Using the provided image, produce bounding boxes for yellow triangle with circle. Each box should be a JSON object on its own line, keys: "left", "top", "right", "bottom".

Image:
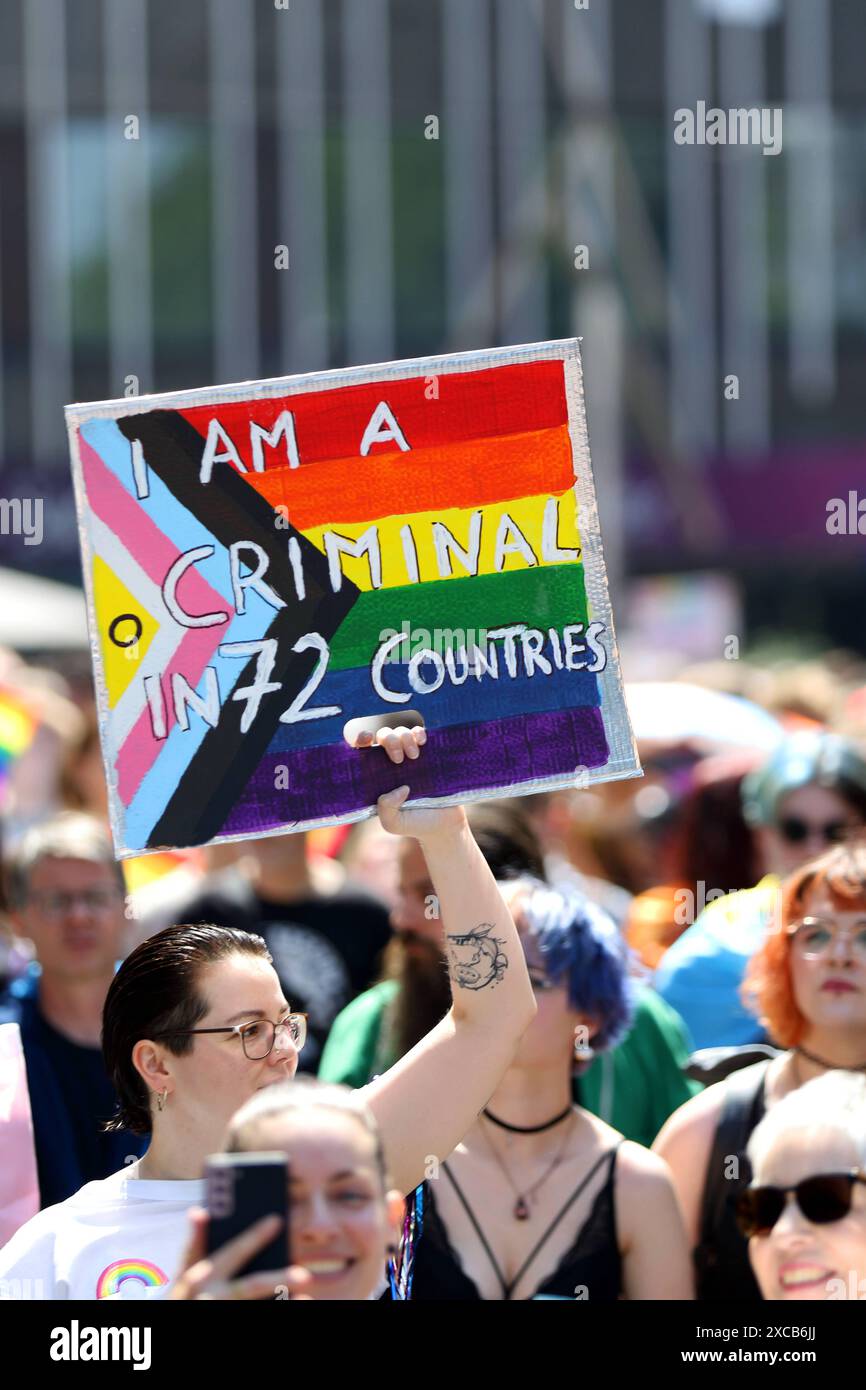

{"left": 92, "top": 555, "right": 157, "bottom": 707}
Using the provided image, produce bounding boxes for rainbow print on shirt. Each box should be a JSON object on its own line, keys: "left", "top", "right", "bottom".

{"left": 96, "top": 1258, "right": 169, "bottom": 1299}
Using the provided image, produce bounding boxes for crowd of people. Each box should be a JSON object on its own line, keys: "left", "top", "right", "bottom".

{"left": 1, "top": 644, "right": 866, "bottom": 1301}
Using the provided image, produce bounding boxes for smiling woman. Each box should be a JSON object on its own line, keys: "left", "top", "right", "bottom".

{"left": 170, "top": 1080, "right": 406, "bottom": 1302}
{"left": 654, "top": 838, "right": 866, "bottom": 1302}
{"left": 741, "top": 1070, "right": 866, "bottom": 1301}
{"left": 0, "top": 724, "right": 536, "bottom": 1300}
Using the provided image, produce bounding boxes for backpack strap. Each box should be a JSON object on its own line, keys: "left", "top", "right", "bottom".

{"left": 697, "top": 1060, "right": 769, "bottom": 1254}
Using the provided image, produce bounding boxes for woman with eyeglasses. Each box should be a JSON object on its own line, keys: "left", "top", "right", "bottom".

{"left": 655, "top": 730, "right": 866, "bottom": 1053}
{"left": 401, "top": 881, "right": 692, "bottom": 1301}
{"left": 0, "top": 727, "right": 536, "bottom": 1299}
{"left": 737, "top": 1070, "right": 866, "bottom": 1301}
{"left": 654, "top": 838, "right": 866, "bottom": 1300}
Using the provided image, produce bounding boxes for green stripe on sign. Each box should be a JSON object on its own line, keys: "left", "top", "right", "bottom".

{"left": 328, "top": 564, "right": 589, "bottom": 672}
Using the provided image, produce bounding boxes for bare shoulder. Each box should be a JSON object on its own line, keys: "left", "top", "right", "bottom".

{"left": 653, "top": 1079, "right": 727, "bottom": 1163}
{"left": 574, "top": 1106, "right": 624, "bottom": 1149}
{"left": 613, "top": 1140, "right": 695, "bottom": 1286}
{"left": 575, "top": 1112, "right": 678, "bottom": 1191}
{"left": 615, "top": 1138, "right": 680, "bottom": 1189}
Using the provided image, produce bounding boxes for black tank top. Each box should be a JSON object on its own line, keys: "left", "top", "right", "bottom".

{"left": 408, "top": 1142, "right": 623, "bottom": 1301}
{"left": 694, "top": 1060, "right": 769, "bottom": 1301}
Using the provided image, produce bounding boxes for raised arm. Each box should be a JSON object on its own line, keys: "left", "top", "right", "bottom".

{"left": 357, "top": 753, "right": 536, "bottom": 1195}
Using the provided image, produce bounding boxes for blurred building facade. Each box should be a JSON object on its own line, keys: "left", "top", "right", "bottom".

{"left": 0, "top": 0, "right": 864, "bottom": 649}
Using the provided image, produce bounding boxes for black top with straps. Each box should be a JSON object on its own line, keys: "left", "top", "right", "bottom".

{"left": 694, "top": 1060, "right": 769, "bottom": 1301}
{"left": 406, "top": 1142, "right": 623, "bottom": 1301}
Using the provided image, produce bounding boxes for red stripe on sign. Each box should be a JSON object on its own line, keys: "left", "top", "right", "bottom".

{"left": 176, "top": 358, "right": 567, "bottom": 472}
{"left": 241, "top": 425, "right": 576, "bottom": 531}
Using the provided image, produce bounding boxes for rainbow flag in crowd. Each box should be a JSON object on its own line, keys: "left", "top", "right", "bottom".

{"left": 0, "top": 689, "right": 39, "bottom": 804}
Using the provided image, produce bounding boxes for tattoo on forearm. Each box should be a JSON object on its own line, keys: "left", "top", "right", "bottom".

{"left": 445, "top": 923, "right": 508, "bottom": 990}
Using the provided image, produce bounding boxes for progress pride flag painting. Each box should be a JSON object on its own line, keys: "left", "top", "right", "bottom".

{"left": 66, "top": 340, "right": 639, "bottom": 856}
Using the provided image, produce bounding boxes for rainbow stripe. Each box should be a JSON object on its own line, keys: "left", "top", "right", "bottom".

{"left": 204, "top": 357, "right": 608, "bottom": 839}
{"left": 96, "top": 1258, "right": 169, "bottom": 1299}
{"left": 122, "top": 848, "right": 203, "bottom": 896}
{"left": 69, "top": 341, "right": 638, "bottom": 854}
{"left": 0, "top": 689, "right": 39, "bottom": 801}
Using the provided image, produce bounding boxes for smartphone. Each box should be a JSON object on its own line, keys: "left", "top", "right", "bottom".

{"left": 205, "top": 1151, "right": 290, "bottom": 1278}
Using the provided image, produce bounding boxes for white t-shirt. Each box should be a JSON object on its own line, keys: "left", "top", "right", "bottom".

{"left": 0, "top": 1163, "right": 200, "bottom": 1300}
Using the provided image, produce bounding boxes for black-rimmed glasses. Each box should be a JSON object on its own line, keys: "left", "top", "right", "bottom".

{"left": 153, "top": 1013, "right": 307, "bottom": 1060}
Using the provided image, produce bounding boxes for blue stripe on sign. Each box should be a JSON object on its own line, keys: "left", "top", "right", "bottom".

{"left": 258, "top": 656, "right": 601, "bottom": 754}
{"left": 80, "top": 416, "right": 235, "bottom": 605}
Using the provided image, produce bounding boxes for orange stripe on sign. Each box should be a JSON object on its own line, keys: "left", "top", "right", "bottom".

{"left": 177, "top": 357, "right": 568, "bottom": 469}
{"left": 238, "top": 425, "right": 576, "bottom": 531}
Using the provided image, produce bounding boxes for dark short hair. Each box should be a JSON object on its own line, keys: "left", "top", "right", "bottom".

{"left": 467, "top": 799, "right": 547, "bottom": 881}
{"left": 102, "top": 922, "right": 271, "bottom": 1135}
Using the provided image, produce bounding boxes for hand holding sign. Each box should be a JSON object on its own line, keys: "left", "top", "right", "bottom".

{"left": 345, "top": 720, "right": 466, "bottom": 839}
{"left": 343, "top": 711, "right": 426, "bottom": 761}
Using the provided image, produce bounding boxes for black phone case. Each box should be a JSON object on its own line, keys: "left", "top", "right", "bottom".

{"left": 205, "top": 1155, "right": 289, "bottom": 1279}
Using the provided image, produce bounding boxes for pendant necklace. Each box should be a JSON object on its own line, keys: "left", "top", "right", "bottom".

{"left": 480, "top": 1110, "right": 575, "bottom": 1221}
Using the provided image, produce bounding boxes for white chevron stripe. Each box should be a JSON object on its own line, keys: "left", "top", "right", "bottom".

{"left": 88, "top": 511, "right": 186, "bottom": 748}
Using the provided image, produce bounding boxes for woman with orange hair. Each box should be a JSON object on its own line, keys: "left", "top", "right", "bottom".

{"left": 653, "top": 839, "right": 866, "bottom": 1300}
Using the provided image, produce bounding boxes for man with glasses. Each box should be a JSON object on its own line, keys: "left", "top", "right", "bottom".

{"left": 0, "top": 814, "right": 145, "bottom": 1209}
{"left": 655, "top": 730, "right": 866, "bottom": 1051}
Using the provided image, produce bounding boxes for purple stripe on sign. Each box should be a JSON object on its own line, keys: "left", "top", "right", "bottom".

{"left": 219, "top": 706, "right": 609, "bottom": 838}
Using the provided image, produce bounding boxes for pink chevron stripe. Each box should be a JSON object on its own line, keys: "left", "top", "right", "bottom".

{"left": 115, "top": 629, "right": 225, "bottom": 804}
{"left": 80, "top": 438, "right": 229, "bottom": 614}
{"left": 80, "top": 437, "right": 231, "bottom": 803}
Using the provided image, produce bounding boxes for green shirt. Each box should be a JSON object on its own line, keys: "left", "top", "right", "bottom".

{"left": 318, "top": 980, "right": 701, "bottom": 1148}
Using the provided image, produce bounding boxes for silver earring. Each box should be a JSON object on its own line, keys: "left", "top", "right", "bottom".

{"left": 574, "top": 1037, "right": 594, "bottom": 1061}
{"left": 156, "top": 1088, "right": 167, "bottom": 1113}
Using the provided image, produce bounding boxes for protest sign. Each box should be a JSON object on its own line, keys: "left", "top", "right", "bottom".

{"left": 66, "top": 339, "right": 639, "bottom": 856}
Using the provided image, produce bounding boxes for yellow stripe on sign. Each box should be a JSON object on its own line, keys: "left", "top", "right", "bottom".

{"left": 299, "top": 490, "right": 581, "bottom": 592}
{"left": 92, "top": 556, "right": 158, "bottom": 707}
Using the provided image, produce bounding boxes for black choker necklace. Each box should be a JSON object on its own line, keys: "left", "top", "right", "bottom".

{"left": 795, "top": 1045, "right": 866, "bottom": 1073}
{"left": 483, "top": 1105, "right": 573, "bottom": 1134}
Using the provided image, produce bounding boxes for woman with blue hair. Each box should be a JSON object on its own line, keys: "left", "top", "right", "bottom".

{"left": 407, "top": 879, "right": 693, "bottom": 1300}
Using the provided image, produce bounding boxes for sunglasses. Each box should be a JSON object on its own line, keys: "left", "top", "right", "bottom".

{"left": 736, "top": 1170, "right": 866, "bottom": 1238}
{"left": 776, "top": 817, "right": 851, "bottom": 846}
